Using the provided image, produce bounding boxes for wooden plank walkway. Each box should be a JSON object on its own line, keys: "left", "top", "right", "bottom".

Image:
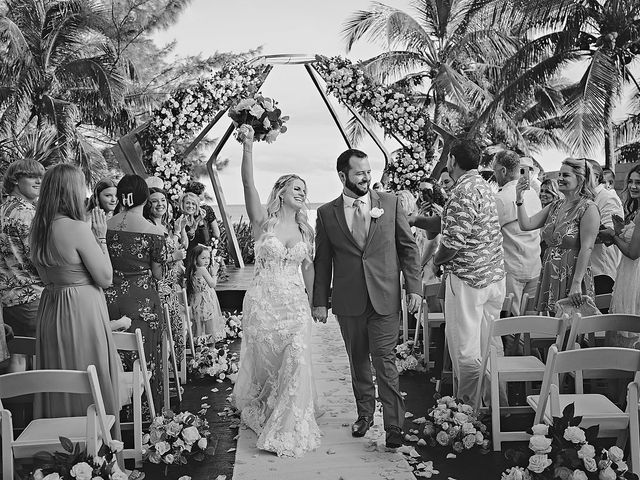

{"left": 232, "top": 316, "right": 414, "bottom": 480}
{"left": 216, "top": 265, "right": 255, "bottom": 292}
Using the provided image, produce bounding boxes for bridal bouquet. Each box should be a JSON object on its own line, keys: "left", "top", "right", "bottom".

{"left": 228, "top": 94, "right": 289, "bottom": 143}
{"left": 500, "top": 403, "right": 638, "bottom": 480}
{"left": 30, "top": 437, "right": 142, "bottom": 480}
{"left": 395, "top": 339, "right": 421, "bottom": 373}
{"left": 423, "top": 395, "right": 490, "bottom": 454}
{"left": 142, "top": 410, "right": 211, "bottom": 471}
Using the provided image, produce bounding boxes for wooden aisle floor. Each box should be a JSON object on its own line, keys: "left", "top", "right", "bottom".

{"left": 232, "top": 315, "right": 414, "bottom": 480}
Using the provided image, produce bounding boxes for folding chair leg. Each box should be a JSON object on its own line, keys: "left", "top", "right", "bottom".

{"left": 133, "top": 368, "right": 143, "bottom": 467}
{"left": 2, "top": 410, "right": 15, "bottom": 480}
{"left": 162, "top": 332, "right": 170, "bottom": 411}
{"left": 491, "top": 372, "right": 502, "bottom": 451}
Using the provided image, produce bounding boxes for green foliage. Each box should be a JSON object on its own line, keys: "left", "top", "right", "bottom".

{"left": 218, "top": 217, "right": 255, "bottom": 265}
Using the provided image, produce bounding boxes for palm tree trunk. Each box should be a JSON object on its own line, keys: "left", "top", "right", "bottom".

{"left": 604, "top": 116, "right": 615, "bottom": 170}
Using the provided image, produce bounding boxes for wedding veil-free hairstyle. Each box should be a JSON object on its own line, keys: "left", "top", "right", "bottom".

{"left": 185, "top": 243, "right": 210, "bottom": 298}
{"left": 561, "top": 158, "right": 596, "bottom": 200}
{"left": 449, "top": 139, "right": 481, "bottom": 171}
{"left": 263, "top": 174, "right": 314, "bottom": 250}
{"left": 30, "top": 164, "right": 86, "bottom": 266}
{"left": 117, "top": 174, "right": 149, "bottom": 209}
{"left": 622, "top": 163, "right": 640, "bottom": 220}
{"left": 87, "top": 177, "right": 118, "bottom": 212}
{"left": 2, "top": 158, "right": 45, "bottom": 196}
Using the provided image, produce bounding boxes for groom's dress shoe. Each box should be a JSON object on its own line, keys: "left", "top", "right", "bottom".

{"left": 385, "top": 426, "right": 403, "bottom": 449}
{"left": 351, "top": 416, "right": 373, "bottom": 437}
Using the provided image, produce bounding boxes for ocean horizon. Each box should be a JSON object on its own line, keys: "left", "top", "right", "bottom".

{"left": 212, "top": 203, "right": 322, "bottom": 226}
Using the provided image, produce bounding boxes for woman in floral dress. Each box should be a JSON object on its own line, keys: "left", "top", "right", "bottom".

{"left": 516, "top": 158, "right": 599, "bottom": 315}
{"left": 105, "top": 175, "right": 166, "bottom": 409}
{"left": 144, "top": 187, "right": 186, "bottom": 360}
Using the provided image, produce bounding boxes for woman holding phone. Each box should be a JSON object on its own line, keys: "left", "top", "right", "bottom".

{"left": 516, "top": 158, "right": 599, "bottom": 314}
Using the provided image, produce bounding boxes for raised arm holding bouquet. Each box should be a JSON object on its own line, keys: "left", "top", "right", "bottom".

{"left": 228, "top": 95, "right": 288, "bottom": 143}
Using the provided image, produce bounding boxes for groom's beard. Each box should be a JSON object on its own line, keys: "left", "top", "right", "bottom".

{"left": 344, "top": 176, "right": 370, "bottom": 197}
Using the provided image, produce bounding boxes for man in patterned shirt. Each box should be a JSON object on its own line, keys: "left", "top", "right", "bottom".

{"left": 433, "top": 139, "right": 506, "bottom": 407}
{"left": 0, "top": 158, "right": 45, "bottom": 372}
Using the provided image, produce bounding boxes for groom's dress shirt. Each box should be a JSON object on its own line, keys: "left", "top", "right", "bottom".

{"left": 343, "top": 193, "right": 371, "bottom": 233}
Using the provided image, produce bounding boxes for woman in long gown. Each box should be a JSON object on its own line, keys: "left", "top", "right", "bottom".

{"left": 600, "top": 164, "right": 640, "bottom": 347}
{"left": 232, "top": 124, "right": 322, "bottom": 457}
{"left": 31, "top": 164, "right": 122, "bottom": 438}
{"left": 104, "top": 175, "right": 166, "bottom": 410}
{"left": 516, "top": 158, "right": 599, "bottom": 315}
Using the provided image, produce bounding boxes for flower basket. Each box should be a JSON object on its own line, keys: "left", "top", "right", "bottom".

{"left": 422, "top": 395, "right": 490, "bottom": 454}
{"left": 228, "top": 94, "right": 288, "bottom": 143}
{"left": 500, "top": 403, "right": 639, "bottom": 480}
{"left": 187, "top": 339, "right": 238, "bottom": 382}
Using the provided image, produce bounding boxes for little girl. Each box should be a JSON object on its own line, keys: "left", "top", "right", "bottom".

{"left": 186, "top": 244, "right": 225, "bottom": 342}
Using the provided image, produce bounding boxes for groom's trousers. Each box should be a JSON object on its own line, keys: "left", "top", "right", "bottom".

{"left": 336, "top": 298, "right": 404, "bottom": 429}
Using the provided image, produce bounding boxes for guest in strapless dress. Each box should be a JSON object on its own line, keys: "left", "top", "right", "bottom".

{"left": 30, "top": 164, "right": 122, "bottom": 438}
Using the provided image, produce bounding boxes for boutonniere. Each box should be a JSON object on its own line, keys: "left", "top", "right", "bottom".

{"left": 370, "top": 207, "right": 384, "bottom": 219}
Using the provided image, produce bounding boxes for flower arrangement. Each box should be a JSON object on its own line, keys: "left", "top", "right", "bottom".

{"left": 142, "top": 409, "right": 211, "bottom": 473}
{"left": 422, "top": 395, "right": 490, "bottom": 454}
{"left": 395, "top": 339, "right": 421, "bottom": 374}
{"left": 29, "top": 437, "right": 141, "bottom": 480}
{"left": 224, "top": 311, "right": 243, "bottom": 340}
{"left": 228, "top": 95, "right": 288, "bottom": 143}
{"left": 313, "top": 55, "right": 437, "bottom": 195}
{"left": 501, "top": 403, "right": 639, "bottom": 480}
{"left": 188, "top": 341, "right": 238, "bottom": 381}
{"left": 138, "top": 62, "right": 269, "bottom": 200}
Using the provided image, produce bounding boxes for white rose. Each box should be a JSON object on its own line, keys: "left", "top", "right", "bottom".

{"left": 577, "top": 443, "right": 595, "bottom": 459}
{"left": 528, "top": 435, "right": 552, "bottom": 454}
{"left": 527, "top": 454, "right": 552, "bottom": 474}
{"left": 608, "top": 446, "right": 624, "bottom": 463}
{"left": 111, "top": 472, "right": 128, "bottom": 480}
{"left": 70, "top": 462, "right": 93, "bottom": 480}
{"left": 599, "top": 467, "right": 616, "bottom": 480}
{"left": 197, "top": 437, "right": 208, "bottom": 450}
{"left": 43, "top": 474, "right": 61, "bottom": 480}
{"left": 583, "top": 457, "right": 597, "bottom": 472}
{"left": 33, "top": 469, "right": 45, "bottom": 480}
{"left": 531, "top": 424, "right": 549, "bottom": 436}
{"left": 164, "top": 453, "right": 175, "bottom": 464}
{"left": 571, "top": 470, "right": 588, "bottom": 480}
{"left": 155, "top": 441, "right": 171, "bottom": 455}
{"left": 108, "top": 439, "right": 124, "bottom": 453}
{"left": 563, "top": 426, "right": 586, "bottom": 444}
{"left": 370, "top": 208, "right": 384, "bottom": 219}
{"left": 182, "top": 426, "right": 201, "bottom": 444}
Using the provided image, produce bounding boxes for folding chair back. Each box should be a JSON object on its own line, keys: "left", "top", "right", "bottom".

{"left": 0, "top": 366, "right": 114, "bottom": 480}
{"left": 566, "top": 313, "right": 640, "bottom": 350}
{"left": 520, "top": 293, "right": 539, "bottom": 316}
{"left": 594, "top": 293, "right": 612, "bottom": 312}
{"left": 180, "top": 288, "right": 196, "bottom": 383}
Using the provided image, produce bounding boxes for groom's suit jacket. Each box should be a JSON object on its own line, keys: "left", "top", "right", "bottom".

{"left": 313, "top": 189, "right": 422, "bottom": 316}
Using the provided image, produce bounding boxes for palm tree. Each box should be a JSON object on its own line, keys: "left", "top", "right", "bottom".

{"left": 341, "top": 0, "right": 519, "bottom": 168}
{"left": 472, "top": 0, "right": 640, "bottom": 167}
{"left": 0, "top": 0, "right": 126, "bottom": 179}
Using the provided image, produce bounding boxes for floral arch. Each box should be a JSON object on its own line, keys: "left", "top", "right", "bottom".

{"left": 135, "top": 54, "right": 437, "bottom": 200}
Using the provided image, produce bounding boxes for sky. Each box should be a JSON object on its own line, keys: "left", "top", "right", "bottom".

{"left": 153, "top": 0, "right": 570, "bottom": 205}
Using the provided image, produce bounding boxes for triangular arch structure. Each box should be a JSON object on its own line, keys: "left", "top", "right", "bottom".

{"left": 112, "top": 54, "right": 392, "bottom": 268}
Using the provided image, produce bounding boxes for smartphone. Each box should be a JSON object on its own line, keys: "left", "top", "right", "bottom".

{"left": 520, "top": 167, "right": 526, "bottom": 176}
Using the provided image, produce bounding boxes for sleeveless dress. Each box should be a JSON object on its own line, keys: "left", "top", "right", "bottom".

{"left": 190, "top": 272, "right": 225, "bottom": 342}
{"left": 233, "top": 236, "right": 322, "bottom": 457}
{"left": 104, "top": 230, "right": 166, "bottom": 409}
{"left": 35, "top": 263, "right": 122, "bottom": 439}
{"left": 536, "top": 198, "right": 596, "bottom": 314}
{"left": 157, "top": 233, "right": 185, "bottom": 359}
{"left": 607, "top": 220, "right": 640, "bottom": 348}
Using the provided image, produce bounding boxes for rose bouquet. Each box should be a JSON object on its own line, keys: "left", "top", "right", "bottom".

{"left": 395, "top": 339, "right": 421, "bottom": 374}
{"left": 188, "top": 341, "right": 238, "bottom": 381}
{"left": 29, "top": 437, "right": 141, "bottom": 480}
{"left": 228, "top": 94, "right": 289, "bottom": 143}
{"left": 142, "top": 410, "right": 211, "bottom": 473}
{"left": 224, "top": 311, "right": 243, "bottom": 340}
{"left": 500, "top": 403, "right": 639, "bottom": 480}
{"left": 422, "top": 395, "right": 490, "bottom": 454}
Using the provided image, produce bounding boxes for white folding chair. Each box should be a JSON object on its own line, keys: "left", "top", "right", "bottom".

{"left": 7, "top": 336, "right": 36, "bottom": 366}
{"left": 162, "top": 303, "right": 182, "bottom": 410}
{"left": 527, "top": 346, "right": 640, "bottom": 453}
{"left": 179, "top": 288, "right": 196, "bottom": 385}
{"left": 112, "top": 329, "right": 156, "bottom": 467}
{"left": 0, "top": 365, "right": 114, "bottom": 480}
{"left": 421, "top": 283, "right": 444, "bottom": 370}
{"left": 475, "top": 315, "right": 568, "bottom": 451}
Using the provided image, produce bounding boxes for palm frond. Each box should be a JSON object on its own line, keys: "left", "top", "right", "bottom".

{"left": 346, "top": 114, "right": 368, "bottom": 147}
{"left": 614, "top": 113, "right": 640, "bottom": 147}
{"left": 384, "top": 10, "right": 438, "bottom": 60}
{"left": 359, "top": 51, "right": 433, "bottom": 85}
{"left": 342, "top": 3, "right": 404, "bottom": 52}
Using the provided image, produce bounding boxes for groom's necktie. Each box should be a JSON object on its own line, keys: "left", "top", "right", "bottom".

{"left": 351, "top": 199, "right": 367, "bottom": 250}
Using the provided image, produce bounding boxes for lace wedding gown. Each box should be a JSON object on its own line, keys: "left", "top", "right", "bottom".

{"left": 233, "top": 235, "right": 322, "bottom": 457}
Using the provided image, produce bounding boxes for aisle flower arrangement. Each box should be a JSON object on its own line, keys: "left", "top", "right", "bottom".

{"left": 188, "top": 340, "right": 238, "bottom": 381}
{"left": 500, "top": 403, "right": 638, "bottom": 480}
{"left": 395, "top": 339, "right": 422, "bottom": 374}
{"left": 29, "top": 437, "right": 141, "bottom": 480}
{"left": 138, "top": 62, "right": 269, "bottom": 199}
{"left": 224, "top": 311, "right": 243, "bottom": 340}
{"left": 228, "top": 95, "right": 288, "bottom": 143}
{"left": 422, "top": 395, "right": 490, "bottom": 454}
{"left": 313, "top": 55, "right": 437, "bottom": 195}
{"left": 142, "top": 409, "right": 211, "bottom": 472}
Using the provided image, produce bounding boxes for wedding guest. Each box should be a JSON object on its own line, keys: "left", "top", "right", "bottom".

{"left": 493, "top": 150, "right": 542, "bottom": 317}
{"left": 438, "top": 168, "right": 454, "bottom": 192}
{"left": 184, "top": 180, "right": 220, "bottom": 241}
{"left": 586, "top": 159, "right": 623, "bottom": 305}
{"left": 539, "top": 178, "right": 563, "bottom": 208}
{"left": 517, "top": 158, "right": 599, "bottom": 314}
{"left": 600, "top": 165, "right": 640, "bottom": 341}
{"left": 30, "top": 164, "right": 121, "bottom": 438}
{"left": 176, "top": 192, "right": 218, "bottom": 255}
{"left": 144, "top": 187, "right": 186, "bottom": 360}
{"left": 433, "top": 139, "right": 506, "bottom": 407}
{"left": 104, "top": 174, "right": 166, "bottom": 409}
{"left": 87, "top": 177, "right": 118, "bottom": 217}
{"left": 603, "top": 168, "right": 616, "bottom": 190}
{"left": 0, "top": 158, "right": 45, "bottom": 372}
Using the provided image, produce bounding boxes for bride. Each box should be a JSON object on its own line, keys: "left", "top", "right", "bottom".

{"left": 232, "top": 124, "right": 322, "bottom": 457}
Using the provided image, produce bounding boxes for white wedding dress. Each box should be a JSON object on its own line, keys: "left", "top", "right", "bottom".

{"left": 233, "top": 235, "right": 322, "bottom": 457}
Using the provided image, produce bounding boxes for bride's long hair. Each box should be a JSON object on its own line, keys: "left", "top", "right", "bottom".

{"left": 261, "top": 174, "right": 314, "bottom": 251}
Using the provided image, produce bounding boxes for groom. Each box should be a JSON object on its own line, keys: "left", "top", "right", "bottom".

{"left": 312, "top": 148, "right": 422, "bottom": 448}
